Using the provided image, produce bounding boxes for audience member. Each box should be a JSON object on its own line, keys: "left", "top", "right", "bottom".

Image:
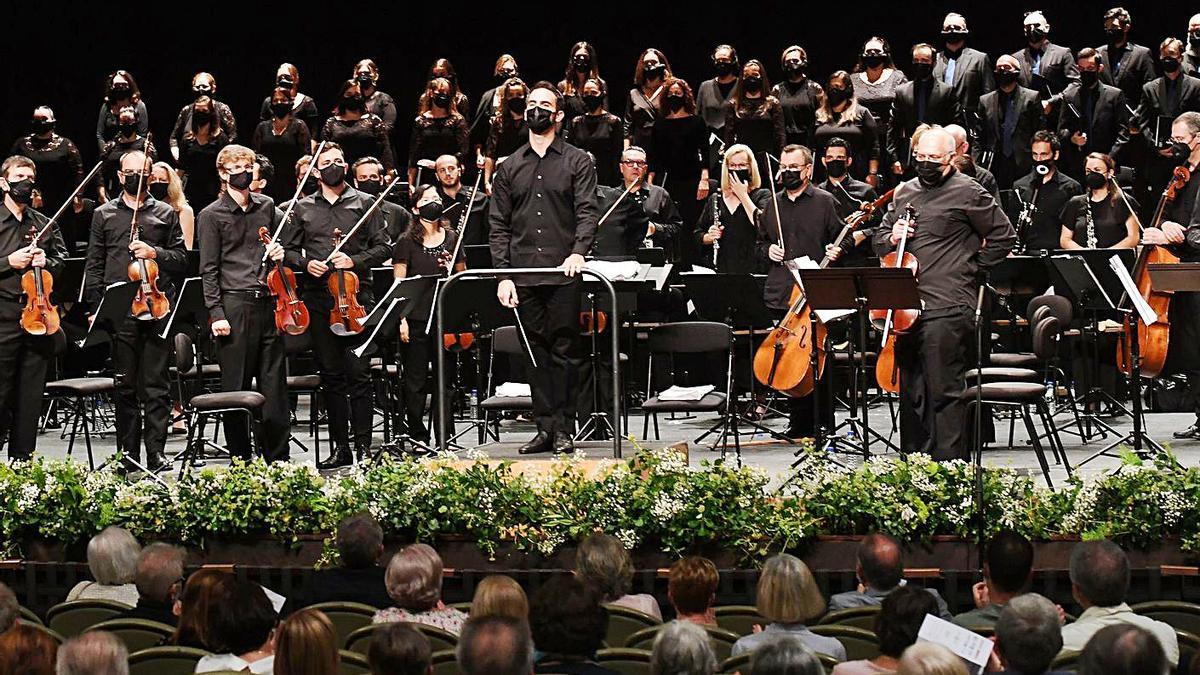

{"left": 749, "top": 635, "right": 824, "bottom": 675}
{"left": 367, "top": 622, "right": 432, "bottom": 675}
{"left": 56, "top": 631, "right": 129, "bottom": 675}
{"left": 0, "top": 623, "right": 57, "bottom": 675}
{"left": 668, "top": 556, "right": 719, "bottom": 626}
{"left": 828, "top": 534, "right": 952, "bottom": 619}
{"left": 953, "top": 531, "right": 1033, "bottom": 629}
{"left": 0, "top": 582, "right": 19, "bottom": 634}
{"left": 194, "top": 577, "right": 278, "bottom": 674}
{"left": 272, "top": 607, "right": 338, "bottom": 675}
{"left": 374, "top": 543, "right": 467, "bottom": 635}
{"left": 171, "top": 569, "right": 231, "bottom": 649}
{"left": 120, "top": 543, "right": 185, "bottom": 626}
{"left": 575, "top": 533, "right": 662, "bottom": 620}
{"left": 1078, "top": 624, "right": 1168, "bottom": 675}
{"left": 284, "top": 513, "right": 391, "bottom": 614}
{"left": 64, "top": 526, "right": 141, "bottom": 605}
{"left": 731, "top": 554, "right": 846, "bottom": 660}
{"left": 530, "top": 574, "right": 617, "bottom": 674}
{"left": 470, "top": 575, "right": 529, "bottom": 620}
{"left": 833, "top": 585, "right": 939, "bottom": 674}
{"left": 651, "top": 620, "right": 717, "bottom": 675}
{"left": 895, "top": 643, "right": 967, "bottom": 675}
{"left": 1060, "top": 540, "right": 1178, "bottom": 665}
{"left": 992, "top": 594, "right": 1065, "bottom": 675}
{"left": 458, "top": 616, "right": 536, "bottom": 675}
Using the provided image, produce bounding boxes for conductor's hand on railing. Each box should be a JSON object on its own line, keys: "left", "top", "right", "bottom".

{"left": 497, "top": 279, "right": 519, "bottom": 308}
{"left": 560, "top": 253, "right": 585, "bottom": 277}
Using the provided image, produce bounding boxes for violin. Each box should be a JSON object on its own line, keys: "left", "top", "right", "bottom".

{"left": 257, "top": 226, "right": 309, "bottom": 335}
{"left": 327, "top": 228, "right": 367, "bottom": 336}
{"left": 1116, "top": 165, "right": 1187, "bottom": 378}
{"left": 19, "top": 225, "right": 59, "bottom": 336}
{"left": 127, "top": 160, "right": 170, "bottom": 320}
{"left": 871, "top": 204, "right": 920, "bottom": 393}
{"left": 433, "top": 248, "right": 475, "bottom": 350}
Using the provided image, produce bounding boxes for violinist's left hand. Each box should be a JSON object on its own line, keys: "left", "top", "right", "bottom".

{"left": 30, "top": 249, "right": 46, "bottom": 268}
{"left": 129, "top": 240, "right": 156, "bottom": 259}
{"left": 824, "top": 244, "right": 842, "bottom": 261}
{"left": 329, "top": 251, "right": 354, "bottom": 269}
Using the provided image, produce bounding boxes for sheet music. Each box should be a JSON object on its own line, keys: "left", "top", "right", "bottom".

{"left": 352, "top": 298, "right": 405, "bottom": 359}
{"left": 159, "top": 277, "right": 201, "bottom": 339}
{"left": 917, "top": 615, "right": 993, "bottom": 675}
{"left": 1110, "top": 255, "right": 1157, "bottom": 325}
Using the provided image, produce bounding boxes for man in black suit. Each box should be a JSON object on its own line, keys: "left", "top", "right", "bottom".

{"left": 976, "top": 55, "right": 1046, "bottom": 190}
{"left": 889, "top": 43, "right": 961, "bottom": 177}
{"left": 1128, "top": 39, "right": 1200, "bottom": 205}
{"left": 934, "top": 13, "right": 994, "bottom": 116}
{"left": 1097, "top": 7, "right": 1156, "bottom": 108}
{"left": 1056, "top": 48, "right": 1131, "bottom": 180}
{"left": 282, "top": 513, "right": 392, "bottom": 614}
{"left": 1012, "top": 10, "right": 1079, "bottom": 116}
{"left": 1185, "top": 14, "right": 1200, "bottom": 77}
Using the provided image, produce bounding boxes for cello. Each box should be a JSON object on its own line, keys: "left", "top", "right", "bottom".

{"left": 127, "top": 153, "right": 170, "bottom": 321}
{"left": 1115, "top": 165, "right": 1188, "bottom": 378}
{"left": 872, "top": 204, "right": 921, "bottom": 394}
{"left": 257, "top": 226, "right": 309, "bottom": 335}
{"left": 20, "top": 225, "right": 59, "bottom": 336}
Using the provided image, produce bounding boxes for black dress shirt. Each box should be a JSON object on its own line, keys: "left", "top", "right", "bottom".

{"left": 820, "top": 177, "right": 880, "bottom": 266}
{"left": 0, "top": 204, "right": 66, "bottom": 301}
{"left": 281, "top": 186, "right": 391, "bottom": 297}
{"left": 592, "top": 185, "right": 649, "bottom": 257}
{"left": 84, "top": 195, "right": 186, "bottom": 309}
{"left": 197, "top": 191, "right": 282, "bottom": 321}
{"left": 99, "top": 137, "right": 156, "bottom": 198}
{"left": 488, "top": 136, "right": 600, "bottom": 285}
{"left": 437, "top": 184, "right": 489, "bottom": 246}
{"left": 754, "top": 184, "right": 845, "bottom": 310}
{"left": 873, "top": 171, "right": 1015, "bottom": 311}
{"left": 1010, "top": 168, "right": 1084, "bottom": 250}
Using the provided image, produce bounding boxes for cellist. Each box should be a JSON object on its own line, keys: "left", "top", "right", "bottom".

{"left": 755, "top": 144, "right": 847, "bottom": 439}
{"left": 197, "top": 144, "right": 290, "bottom": 462}
{"left": 871, "top": 128, "right": 1015, "bottom": 460}
{"left": 1142, "top": 112, "right": 1200, "bottom": 440}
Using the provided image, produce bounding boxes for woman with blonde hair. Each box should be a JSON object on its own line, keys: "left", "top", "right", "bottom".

{"left": 149, "top": 161, "right": 194, "bottom": 248}
{"left": 470, "top": 575, "right": 529, "bottom": 620}
{"left": 575, "top": 533, "right": 662, "bottom": 620}
{"left": 273, "top": 608, "right": 339, "bottom": 675}
{"left": 693, "top": 142, "right": 769, "bottom": 272}
{"left": 731, "top": 554, "right": 846, "bottom": 660}
{"left": 896, "top": 643, "right": 968, "bottom": 675}
{"left": 64, "top": 526, "right": 141, "bottom": 605}
{"left": 374, "top": 543, "right": 467, "bottom": 634}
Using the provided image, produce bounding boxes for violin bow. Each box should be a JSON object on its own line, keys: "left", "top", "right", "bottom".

{"left": 322, "top": 175, "right": 402, "bottom": 263}
{"left": 129, "top": 137, "right": 153, "bottom": 243}
{"left": 26, "top": 159, "right": 105, "bottom": 248}
{"left": 596, "top": 177, "right": 641, "bottom": 228}
{"left": 261, "top": 140, "right": 327, "bottom": 261}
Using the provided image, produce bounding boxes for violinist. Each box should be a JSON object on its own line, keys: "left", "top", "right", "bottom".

{"left": 871, "top": 128, "right": 1015, "bottom": 460}
{"left": 197, "top": 144, "right": 290, "bottom": 462}
{"left": 281, "top": 143, "right": 390, "bottom": 468}
{"left": 818, "top": 137, "right": 880, "bottom": 266}
{"left": 352, "top": 156, "right": 409, "bottom": 243}
{"left": 392, "top": 184, "right": 465, "bottom": 445}
{"left": 84, "top": 150, "right": 186, "bottom": 472}
{"left": 0, "top": 156, "right": 66, "bottom": 461}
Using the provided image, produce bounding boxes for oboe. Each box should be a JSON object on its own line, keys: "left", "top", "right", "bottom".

{"left": 1085, "top": 198, "right": 1098, "bottom": 249}
{"left": 711, "top": 192, "right": 722, "bottom": 266}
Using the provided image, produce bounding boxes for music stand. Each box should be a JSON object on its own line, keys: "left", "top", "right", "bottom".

{"left": 464, "top": 245, "right": 493, "bottom": 270}
{"left": 53, "top": 258, "right": 86, "bottom": 306}
{"left": 436, "top": 276, "right": 509, "bottom": 447}
{"left": 158, "top": 278, "right": 206, "bottom": 340}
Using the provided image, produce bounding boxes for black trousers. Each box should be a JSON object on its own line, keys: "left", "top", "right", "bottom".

{"left": 1166, "top": 292, "right": 1200, "bottom": 421}
{"left": 399, "top": 331, "right": 439, "bottom": 443}
{"left": 895, "top": 308, "right": 973, "bottom": 460}
{"left": 113, "top": 318, "right": 172, "bottom": 461}
{"left": 304, "top": 292, "right": 374, "bottom": 450}
{"left": 216, "top": 294, "right": 290, "bottom": 461}
{"left": 0, "top": 302, "right": 55, "bottom": 459}
{"left": 517, "top": 280, "right": 581, "bottom": 435}
{"left": 991, "top": 153, "right": 1019, "bottom": 192}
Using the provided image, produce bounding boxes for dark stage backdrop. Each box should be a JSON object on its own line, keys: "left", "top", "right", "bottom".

{"left": 0, "top": 1, "right": 1183, "bottom": 175}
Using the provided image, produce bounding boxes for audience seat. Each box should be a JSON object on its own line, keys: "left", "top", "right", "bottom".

{"left": 1178, "top": 630, "right": 1200, "bottom": 671}
{"left": 45, "top": 599, "right": 131, "bottom": 637}
{"left": 26, "top": 622, "right": 64, "bottom": 645}
{"left": 1050, "top": 650, "right": 1080, "bottom": 672}
{"left": 338, "top": 649, "right": 370, "bottom": 675}
{"left": 602, "top": 603, "right": 662, "bottom": 648}
{"left": 1131, "top": 601, "right": 1200, "bottom": 636}
{"left": 431, "top": 649, "right": 458, "bottom": 675}
{"left": 19, "top": 606, "right": 43, "bottom": 624}
{"left": 126, "top": 646, "right": 211, "bottom": 675}
{"left": 86, "top": 618, "right": 174, "bottom": 652}
{"left": 307, "top": 601, "right": 378, "bottom": 646}
{"left": 345, "top": 622, "right": 458, "bottom": 655}
{"left": 625, "top": 623, "right": 740, "bottom": 662}
{"left": 714, "top": 605, "right": 767, "bottom": 636}
{"left": 719, "top": 652, "right": 751, "bottom": 674}
{"left": 816, "top": 605, "right": 882, "bottom": 630}
{"left": 595, "top": 647, "right": 653, "bottom": 675}
{"left": 809, "top": 624, "right": 881, "bottom": 661}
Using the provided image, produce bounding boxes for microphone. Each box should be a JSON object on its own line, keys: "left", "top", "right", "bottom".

{"left": 1035, "top": 163, "right": 1050, "bottom": 176}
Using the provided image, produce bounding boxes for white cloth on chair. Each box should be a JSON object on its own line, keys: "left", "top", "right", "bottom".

{"left": 657, "top": 384, "right": 716, "bottom": 401}
{"left": 494, "top": 382, "right": 532, "bottom": 398}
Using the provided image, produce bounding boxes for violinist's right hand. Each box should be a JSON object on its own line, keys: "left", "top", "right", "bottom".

{"left": 768, "top": 243, "right": 785, "bottom": 262}
{"left": 497, "top": 279, "right": 519, "bottom": 308}
{"left": 889, "top": 220, "right": 915, "bottom": 246}
{"left": 703, "top": 225, "right": 723, "bottom": 245}
{"left": 7, "top": 248, "right": 34, "bottom": 269}
{"left": 266, "top": 242, "right": 284, "bottom": 262}
{"left": 211, "top": 319, "right": 231, "bottom": 337}
{"left": 306, "top": 259, "right": 329, "bottom": 277}
{"left": 399, "top": 317, "right": 410, "bottom": 343}
{"left": 1161, "top": 221, "right": 1187, "bottom": 244}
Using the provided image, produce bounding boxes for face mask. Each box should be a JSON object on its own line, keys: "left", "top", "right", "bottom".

{"left": 1191, "top": 33, "right": 1200, "bottom": 50}
{"left": 573, "top": 56, "right": 592, "bottom": 71}
{"left": 302, "top": 175, "right": 319, "bottom": 195}
{"left": 118, "top": 122, "right": 137, "bottom": 136}
{"left": 6, "top": 179, "right": 35, "bottom": 205}
{"left": 827, "top": 88, "right": 851, "bottom": 105}
{"left": 343, "top": 95, "right": 365, "bottom": 111}
{"left": 1105, "top": 28, "right": 1124, "bottom": 42}
{"left": 193, "top": 85, "right": 212, "bottom": 95}
{"left": 942, "top": 30, "right": 967, "bottom": 42}
{"left": 271, "top": 102, "right": 292, "bottom": 118}
{"left": 277, "top": 76, "right": 295, "bottom": 89}
{"left": 148, "top": 182, "right": 169, "bottom": 201}
{"left": 432, "top": 93, "right": 451, "bottom": 108}
{"left": 356, "top": 178, "right": 382, "bottom": 196}
{"left": 525, "top": 106, "right": 555, "bottom": 133}
{"left": 1080, "top": 71, "right": 1100, "bottom": 87}
{"left": 783, "top": 61, "right": 806, "bottom": 76}
{"left": 319, "top": 163, "right": 346, "bottom": 187}
{"left": 582, "top": 94, "right": 604, "bottom": 111}
{"left": 111, "top": 84, "right": 131, "bottom": 98}
{"left": 862, "top": 55, "right": 886, "bottom": 69}
{"left": 644, "top": 63, "right": 666, "bottom": 78}
{"left": 915, "top": 160, "right": 947, "bottom": 187}
{"left": 1084, "top": 171, "right": 1109, "bottom": 190}
{"left": 995, "top": 70, "right": 1020, "bottom": 87}
{"left": 825, "top": 159, "right": 848, "bottom": 178}
{"left": 227, "top": 170, "right": 253, "bottom": 191}
{"left": 497, "top": 69, "right": 517, "bottom": 82}
{"left": 913, "top": 63, "right": 933, "bottom": 80}
{"left": 730, "top": 168, "right": 751, "bottom": 183}
{"left": 357, "top": 74, "right": 374, "bottom": 88}
{"left": 742, "top": 76, "right": 763, "bottom": 93}
{"left": 1163, "top": 58, "right": 1181, "bottom": 74}
{"left": 1171, "top": 141, "right": 1193, "bottom": 163}
{"left": 193, "top": 109, "right": 213, "bottom": 125}
{"left": 508, "top": 96, "right": 527, "bottom": 114}
{"left": 418, "top": 201, "right": 444, "bottom": 222}
{"left": 781, "top": 169, "right": 805, "bottom": 189}
{"left": 1026, "top": 27, "right": 1047, "bottom": 44}
{"left": 1033, "top": 159, "right": 1054, "bottom": 175}
{"left": 714, "top": 61, "right": 736, "bottom": 77}
{"left": 32, "top": 119, "right": 54, "bottom": 134}
{"left": 122, "top": 173, "right": 144, "bottom": 196}
{"left": 665, "top": 95, "right": 686, "bottom": 112}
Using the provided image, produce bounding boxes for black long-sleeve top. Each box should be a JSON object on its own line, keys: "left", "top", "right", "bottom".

{"left": 754, "top": 185, "right": 846, "bottom": 310}
{"left": 723, "top": 97, "right": 786, "bottom": 160}
{"left": 488, "top": 136, "right": 600, "bottom": 285}
{"left": 648, "top": 115, "right": 707, "bottom": 185}
{"left": 10, "top": 134, "right": 84, "bottom": 216}
{"left": 567, "top": 113, "right": 624, "bottom": 186}
{"left": 693, "top": 186, "right": 772, "bottom": 273}
{"left": 170, "top": 100, "right": 238, "bottom": 153}
{"left": 259, "top": 94, "right": 321, "bottom": 139}
{"left": 178, "top": 133, "right": 231, "bottom": 207}
{"left": 366, "top": 90, "right": 398, "bottom": 130}
{"left": 873, "top": 171, "right": 1015, "bottom": 312}
{"left": 486, "top": 116, "right": 528, "bottom": 160}
{"left": 322, "top": 115, "right": 395, "bottom": 173}
{"left": 84, "top": 195, "right": 186, "bottom": 309}
{"left": 0, "top": 204, "right": 67, "bottom": 302}
{"left": 95, "top": 100, "right": 149, "bottom": 151}
{"left": 772, "top": 79, "right": 824, "bottom": 146}
{"left": 592, "top": 184, "right": 649, "bottom": 257}
{"left": 252, "top": 119, "right": 311, "bottom": 203}
{"left": 408, "top": 114, "right": 469, "bottom": 169}
{"left": 197, "top": 191, "right": 281, "bottom": 321}
{"left": 625, "top": 87, "right": 662, "bottom": 149}
{"left": 1009, "top": 169, "right": 1084, "bottom": 250}
{"left": 812, "top": 109, "right": 880, "bottom": 181}
{"left": 281, "top": 186, "right": 391, "bottom": 298}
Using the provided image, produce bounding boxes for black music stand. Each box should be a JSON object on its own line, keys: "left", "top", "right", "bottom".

{"left": 437, "top": 276, "right": 509, "bottom": 447}
{"left": 159, "top": 277, "right": 206, "bottom": 340}
{"left": 464, "top": 245, "right": 493, "bottom": 270}
{"left": 77, "top": 281, "right": 139, "bottom": 349}
{"left": 798, "top": 267, "right": 918, "bottom": 458}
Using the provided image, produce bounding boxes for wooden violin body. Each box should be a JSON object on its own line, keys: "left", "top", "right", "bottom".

{"left": 20, "top": 226, "right": 60, "bottom": 336}
{"left": 580, "top": 310, "right": 608, "bottom": 336}
{"left": 257, "top": 227, "right": 309, "bottom": 335}
{"left": 128, "top": 256, "right": 169, "bottom": 320}
{"left": 327, "top": 228, "right": 367, "bottom": 336}
{"left": 871, "top": 204, "right": 920, "bottom": 392}
{"left": 442, "top": 332, "right": 475, "bottom": 351}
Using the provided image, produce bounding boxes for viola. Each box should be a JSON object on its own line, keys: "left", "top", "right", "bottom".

{"left": 257, "top": 226, "right": 309, "bottom": 335}
{"left": 127, "top": 175, "right": 170, "bottom": 321}
{"left": 871, "top": 203, "right": 920, "bottom": 392}
{"left": 327, "top": 228, "right": 367, "bottom": 336}
{"left": 19, "top": 225, "right": 60, "bottom": 336}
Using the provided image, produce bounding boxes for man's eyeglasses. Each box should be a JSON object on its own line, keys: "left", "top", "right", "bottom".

{"left": 621, "top": 160, "right": 647, "bottom": 167}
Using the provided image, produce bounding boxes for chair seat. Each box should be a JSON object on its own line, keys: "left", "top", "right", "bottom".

{"left": 832, "top": 351, "right": 878, "bottom": 363}
{"left": 964, "top": 382, "right": 1046, "bottom": 402}
{"left": 190, "top": 391, "right": 266, "bottom": 410}
{"left": 989, "top": 352, "right": 1040, "bottom": 368}
{"left": 965, "top": 367, "right": 1040, "bottom": 383}
{"left": 642, "top": 392, "right": 727, "bottom": 413}
{"left": 45, "top": 377, "right": 114, "bottom": 396}
{"left": 287, "top": 374, "right": 322, "bottom": 389}
{"left": 175, "top": 364, "right": 221, "bottom": 379}
{"left": 481, "top": 396, "right": 533, "bottom": 410}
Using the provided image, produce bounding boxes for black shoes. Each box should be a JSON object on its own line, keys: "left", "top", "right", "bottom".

{"left": 518, "top": 431, "right": 553, "bottom": 455}
{"left": 318, "top": 446, "right": 354, "bottom": 470}
{"left": 553, "top": 430, "right": 574, "bottom": 454}
{"left": 146, "top": 452, "right": 169, "bottom": 473}
{"left": 1173, "top": 424, "right": 1200, "bottom": 440}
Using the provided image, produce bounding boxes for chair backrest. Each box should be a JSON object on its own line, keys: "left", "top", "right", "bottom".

{"left": 431, "top": 649, "right": 459, "bottom": 675}
{"left": 346, "top": 622, "right": 458, "bottom": 655}
{"left": 648, "top": 322, "right": 732, "bottom": 355}
{"left": 19, "top": 605, "right": 43, "bottom": 625}
{"left": 25, "top": 622, "right": 64, "bottom": 645}
{"left": 174, "top": 332, "right": 195, "bottom": 373}
{"left": 86, "top": 618, "right": 174, "bottom": 652}
{"left": 714, "top": 605, "right": 768, "bottom": 637}
{"left": 1178, "top": 629, "right": 1200, "bottom": 672}
{"left": 345, "top": 624, "right": 378, "bottom": 654}
{"left": 1050, "top": 649, "right": 1080, "bottom": 672}
{"left": 719, "top": 651, "right": 751, "bottom": 675}
{"left": 339, "top": 649, "right": 371, "bottom": 675}
{"left": 1131, "top": 601, "right": 1200, "bottom": 637}
{"left": 308, "top": 602, "right": 379, "bottom": 648}
{"left": 1028, "top": 294, "right": 1073, "bottom": 325}
{"left": 595, "top": 647, "right": 653, "bottom": 675}
{"left": 624, "top": 624, "right": 740, "bottom": 662}
{"left": 818, "top": 651, "right": 840, "bottom": 674}
{"left": 603, "top": 604, "right": 662, "bottom": 649}
{"left": 816, "top": 605, "right": 882, "bottom": 630}
{"left": 492, "top": 326, "right": 523, "bottom": 356}
{"left": 126, "top": 646, "right": 211, "bottom": 675}
{"left": 809, "top": 624, "right": 881, "bottom": 661}
{"left": 46, "top": 599, "right": 131, "bottom": 637}
{"left": 1032, "top": 315, "right": 1061, "bottom": 360}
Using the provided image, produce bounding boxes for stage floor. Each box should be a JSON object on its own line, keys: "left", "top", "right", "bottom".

{"left": 28, "top": 401, "right": 1200, "bottom": 482}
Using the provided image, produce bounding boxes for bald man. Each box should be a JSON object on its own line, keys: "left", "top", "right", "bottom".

{"left": 1011, "top": 11, "right": 1079, "bottom": 115}
{"left": 975, "top": 55, "right": 1045, "bottom": 190}
{"left": 934, "top": 13, "right": 994, "bottom": 113}
{"left": 945, "top": 124, "right": 999, "bottom": 198}
{"left": 872, "top": 129, "right": 1015, "bottom": 460}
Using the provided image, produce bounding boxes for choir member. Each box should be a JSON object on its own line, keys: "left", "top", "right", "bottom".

{"left": 1011, "top": 11, "right": 1078, "bottom": 114}
{"left": 408, "top": 77, "right": 469, "bottom": 187}
{"left": 1128, "top": 39, "right": 1200, "bottom": 200}
{"left": 96, "top": 70, "right": 148, "bottom": 152}
{"left": 470, "top": 54, "right": 519, "bottom": 163}
{"left": 559, "top": 42, "right": 607, "bottom": 129}
{"left": 175, "top": 95, "right": 232, "bottom": 208}
{"left": 566, "top": 78, "right": 623, "bottom": 186}
{"left": 647, "top": 77, "right": 709, "bottom": 260}
{"left": 10, "top": 106, "right": 83, "bottom": 216}
{"left": 98, "top": 106, "right": 156, "bottom": 202}
{"left": 483, "top": 79, "right": 530, "bottom": 193}
{"left": 772, "top": 46, "right": 824, "bottom": 147}
{"left": 259, "top": 64, "right": 321, "bottom": 140}
{"left": 722, "top": 59, "right": 785, "bottom": 177}
{"left": 696, "top": 45, "right": 739, "bottom": 137}
{"left": 975, "top": 55, "right": 1044, "bottom": 190}
{"left": 353, "top": 59, "right": 398, "bottom": 131}
{"left": 1059, "top": 152, "right": 1138, "bottom": 249}
{"left": 1096, "top": 7, "right": 1155, "bottom": 108}
{"left": 1055, "top": 48, "right": 1130, "bottom": 181}
{"left": 169, "top": 72, "right": 238, "bottom": 162}
{"left": 813, "top": 71, "right": 881, "bottom": 186}
{"left": 852, "top": 37, "right": 907, "bottom": 179}
{"left": 322, "top": 80, "right": 395, "bottom": 174}
{"left": 888, "top": 44, "right": 962, "bottom": 175}
{"left": 424, "top": 58, "right": 469, "bottom": 116}
{"left": 253, "top": 89, "right": 312, "bottom": 204}
{"left": 626, "top": 49, "right": 673, "bottom": 150}
{"left": 1186, "top": 14, "right": 1200, "bottom": 77}
{"left": 934, "top": 13, "right": 994, "bottom": 115}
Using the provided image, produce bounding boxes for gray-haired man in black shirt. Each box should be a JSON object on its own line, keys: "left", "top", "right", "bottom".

{"left": 489, "top": 81, "right": 600, "bottom": 455}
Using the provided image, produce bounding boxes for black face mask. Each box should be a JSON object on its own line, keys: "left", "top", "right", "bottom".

{"left": 432, "top": 93, "right": 452, "bottom": 109}
{"left": 122, "top": 173, "right": 144, "bottom": 196}
{"left": 995, "top": 70, "right": 1020, "bottom": 87}
{"left": 573, "top": 56, "right": 592, "bottom": 72}
{"left": 582, "top": 94, "right": 604, "bottom": 111}
{"left": 356, "top": 178, "right": 382, "bottom": 196}
{"left": 714, "top": 61, "right": 736, "bottom": 77}
{"left": 319, "top": 163, "right": 346, "bottom": 187}
{"left": 508, "top": 97, "right": 527, "bottom": 114}
{"left": 783, "top": 61, "right": 806, "bottom": 77}
{"left": 31, "top": 119, "right": 54, "bottom": 134}
{"left": 644, "top": 63, "right": 666, "bottom": 79}
{"left": 825, "top": 159, "right": 848, "bottom": 178}
{"left": 915, "top": 160, "right": 947, "bottom": 187}
{"left": 525, "top": 107, "right": 555, "bottom": 133}
{"left": 781, "top": 169, "right": 805, "bottom": 190}
{"left": 193, "top": 85, "right": 212, "bottom": 95}
{"left": 912, "top": 63, "right": 933, "bottom": 80}
{"left": 271, "top": 102, "right": 292, "bottom": 118}
{"left": 277, "top": 76, "right": 295, "bottom": 89}
{"left": 342, "top": 95, "right": 365, "bottom": 112}
{"left": 1079, "top": 71, "right": 1099, "bottom": 87}
{"left": 730, "top": 168, "right": 751, "bottom": 183}
{"left": 227, "top": 170, "right": 253, "bottom": 191}
{"left": 826, "top": 88, "right": 851, "bottom": 105}
{"left": 418, "top": 201, "right": 445, "bottom": 222}
{"left": 1033, "top": 159, "right": 1055, "bottom": 175}
{"left": 1026, "top": 27, "right": 1047, "bottom": 44}
{"left": 356, "top": 74, "right": 375, "bottom": 88}
{"left": 1084, "top": 171, "right": 1109, "bottom": 190}
{"left": 192, "top": 109, "right": 213, "bottom": 126}
{"left": 942, "top": 30, "right": 967, "bottom": 43}
{"left": 1163, "top": 58, "right": 1182, "bottom": 74}
{"left": 1106, "top": 27, "right": 1125, "bottom": 43}
{"left": 302, "top": 176, "right": 319, "bottom": 195}
{"left": 665, "top": 95, "right": 686, "bottom": 112}
{"left": 111, "top": 84, "right": 131, "bottom": 99}
{"left": 862, "top": 55, "right": 886, "bottom": 69}
{"left": 497, "top": 69, "right": 517, "bottom": 83}
{"left": 742, "top": 76, "right": 763, "bottom": 93}
{"left": 1191, "top": 33, "right": 1200, "bottom": 50}
{"left": 148, "top": 182, "right": 169, "bottom": 201}
{"left": 6, "top": 179, "right": 34, "bottom": 205}
{"left": 118, "top": 122, "right": 137, "bottom": 136}
{"left": 1171, "top": 141, "right": 1193, "bottom": 163}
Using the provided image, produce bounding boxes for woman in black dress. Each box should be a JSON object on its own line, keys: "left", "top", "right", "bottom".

{"left": 484, "top": 79, "right": 530, "bottom": 193}
{"left": 1059, "top": 152, "right": 1139, "bottom": 249}
{"left": 471, "top": 54, "right": 519, "bottom": 163}
{"left": 176, "top": 95, "right": 231, "bottom": 208}
{"left": 170, "top": 72, "right": 238, "bottom": 163}
{"left": 95, "top": 70, "right": 149, "bottom": 152}
{"left": 98, "top": 105, "right": 156, "bottom": 201}
{"left": 253, "top": 89, "right": 311, "bottom": 203}
{"left": 648, "top": 77, "right": 709, "bottom": 251}
{"left": 559, "top": 41, "right": 607, "bottom": 130}
{"left": 723, "top": 59, "right": 786, "bottom": 177}
{"left": 772, "top": 45, "right": 824, "bottom": 147}
{"left": 694, "top": 143, "right": 770, "bottom": 273}
{"left": 259, "top": 63, "right": 321, "bottom": 140}
{"left": 353, "top": 59, "right": 397, "bottom": 131}
{"left": 321, "top": 80, "right": 395, "bottom": 174}
{"left": 408, "top": 77, "right": 469, "bottom": 187}
{"left": 812, "top": 71, "right": 880, "bottom": 185}
{"left": 10, "top": 106, "right": 83, "bottom": 216}
{"left": 423, "top": 58, "right": 469, "bottom": 117}
{"left": 625, "top": 48, "right": 673, "bottom": 151}
{"left": 566, "top": 78, "right": 623, "bottom": 186}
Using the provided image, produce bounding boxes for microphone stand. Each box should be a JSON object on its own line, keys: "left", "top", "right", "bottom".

{"left": 972, "top": 275, "right": 988, "bottom": 569}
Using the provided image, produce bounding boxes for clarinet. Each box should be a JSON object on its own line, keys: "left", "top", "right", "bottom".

{"left": 1085, "top": 198, "right": 1098, "bottom": 249}
{"left": 711, "top": 192, "right": 722, "bottom": 267}
{"left": 1013, "top": 184, "right": 1039, "bottom": 255}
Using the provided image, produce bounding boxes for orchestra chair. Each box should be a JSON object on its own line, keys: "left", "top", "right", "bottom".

{"left": 479, "top": 326, "right": 534, "bottom": 441}
{"left": 284, "top": 332, "right": 324, "bottom": 461}
{"left": 42, "top": 375, "right": 116, "bottom": 470}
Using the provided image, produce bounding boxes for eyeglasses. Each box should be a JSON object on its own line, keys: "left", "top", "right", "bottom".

{"left": 913, "top": 152, "right": 949, "bottom": 162}
{"left": 621, "top": 160, "right": 647, "bottom": 167}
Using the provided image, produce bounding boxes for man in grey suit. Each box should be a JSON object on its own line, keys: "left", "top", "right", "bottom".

{"left": 1097, "top": 7, "right": 1155, "bottom": 108}
{"left": 934, "top": 13, "right": 994, "bottom": 116}
{"left": 976, "top": 55, "right": 1046, "bottom": 190}
{"left": 1056, "top": 48, "right": 1131, "bottom": 180}
{"left": 889, "top": 43, "right": 962, "bottom": 177}
{"left": 1012, "top": 10, "right": 1079, "bottom": 116}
